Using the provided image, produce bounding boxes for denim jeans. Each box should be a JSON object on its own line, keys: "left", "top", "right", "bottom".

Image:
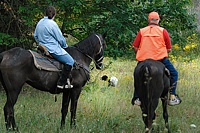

{"left": 133, "top": 58, "right": 178, "bottom": 98}
{"left": 161, "top": 58, "right": 178, "bottom": 95}
{"left": 51, "top": 53, "right": 74, "bottom": 66}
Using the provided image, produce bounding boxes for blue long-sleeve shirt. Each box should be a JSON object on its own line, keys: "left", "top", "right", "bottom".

{"left": 34, "top": 16, "right": 67, "bottom": 55}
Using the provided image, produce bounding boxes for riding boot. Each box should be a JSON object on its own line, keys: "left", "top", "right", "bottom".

{"left": 57, "top": 64, "right": 73, "bottom": 89}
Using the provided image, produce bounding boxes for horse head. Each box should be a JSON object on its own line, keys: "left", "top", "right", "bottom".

{"left": 73, "top": 33, "right": 106, "bottom": 70}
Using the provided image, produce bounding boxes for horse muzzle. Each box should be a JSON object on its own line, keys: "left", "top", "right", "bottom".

{"left": 96, "top": 63, "right": 104, "bottom": 70}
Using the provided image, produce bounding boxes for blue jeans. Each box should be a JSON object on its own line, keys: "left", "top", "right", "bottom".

{"left": 133, "top": 58, "right": 178, "bottom": 98}
{"left": 51, "top": 53, "right": 74, "bottom": 66}
{"left": 161, "top": 58, "right": 178, "bottom": 95}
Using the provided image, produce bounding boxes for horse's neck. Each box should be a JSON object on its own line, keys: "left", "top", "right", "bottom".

{"left": 70, "top": 45, "right": 93, "bottom": 67}
{"left": 75, "top": 42, "right": 93, "bottom": 58}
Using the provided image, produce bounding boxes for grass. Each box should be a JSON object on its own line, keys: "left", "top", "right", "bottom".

{"left": 0, "top": 57, "right": 200, "bottom": 133}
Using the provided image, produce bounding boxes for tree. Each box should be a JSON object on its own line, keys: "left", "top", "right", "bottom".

{"left": 0, "top": 0, "right": 197, "bottom": 58}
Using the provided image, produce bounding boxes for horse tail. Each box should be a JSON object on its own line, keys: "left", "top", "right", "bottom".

{"left": 0, "top": 53, "right": 4, "bottom": 90}
{"left": 142, "top": 60, "right": 153, "bottom": 129}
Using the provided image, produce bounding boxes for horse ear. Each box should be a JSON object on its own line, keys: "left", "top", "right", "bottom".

{"left": 102, "top": 31, "right": 107, "bottom": 39}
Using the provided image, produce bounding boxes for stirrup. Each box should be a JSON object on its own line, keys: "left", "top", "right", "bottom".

{"left": 65, "top": 79, "right": 73, "bottom": 89}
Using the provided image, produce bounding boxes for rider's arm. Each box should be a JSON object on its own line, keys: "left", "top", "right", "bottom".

{"left": 163, "top": 29, "right": 172, "bottom": 53}
{"left": 132, "top": 31, "right": 142, "bottom": 53}
{"left": 51, "top": 21, "right": 68, "bottom": 48}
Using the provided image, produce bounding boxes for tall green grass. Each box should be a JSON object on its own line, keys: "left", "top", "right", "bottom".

{"left": 0, "top": 57, "right": 199, "bottom": 132}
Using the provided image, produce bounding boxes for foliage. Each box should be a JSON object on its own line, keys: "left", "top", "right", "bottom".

{"left": 101, "top": 0, "right": 197, "bottom": 58}
{"left": 170, "top": 32, "right": 200, "bottom": 63}
{"left": 0, "top": 33, "right": 17, "bottom": 46}
{"left": 0, "top": 0, "right": 198, "bottom": 59}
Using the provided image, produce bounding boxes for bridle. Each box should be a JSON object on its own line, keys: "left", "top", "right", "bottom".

{"left": 94, "top": 34, "right": 104, "bottom": 65}
{"left": 95, "top": 34, "right": 103, "bottom": 55}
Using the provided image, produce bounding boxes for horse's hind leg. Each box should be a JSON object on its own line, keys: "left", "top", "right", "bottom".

{"left": 4, "top": 101, "right": 17, "bottom": 131}
{"left": 61, "top": 91, "right": 70, "bottom": 129}
{"left": 2, "top": 73, "right": 22, "bottom": 131}
{"left": 143, "top": 99, "right": 159, "bottom": 132}
{"left": 161, "top": 96, "right": 170, "bottom": 133}
{"left": 4, "top": 90, "right": 21, "bottom": 131}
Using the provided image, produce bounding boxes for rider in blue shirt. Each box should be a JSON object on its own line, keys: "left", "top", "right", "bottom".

{"left": 34, "top": 6, "right": 74, "bottom": 89}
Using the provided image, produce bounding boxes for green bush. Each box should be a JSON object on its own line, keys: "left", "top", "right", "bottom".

{"left": 0, "top": 0, "right": 198, "bottom": 60}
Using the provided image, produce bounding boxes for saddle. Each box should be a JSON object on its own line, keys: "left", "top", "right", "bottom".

{"left": 29, "top": 45, "right": 89, "bottom": 73}
{"left": 29, "top": 49, "right": 62, "bottom": 72}
{"left": 37, "top": 45, "right": 53, "bottom": 58}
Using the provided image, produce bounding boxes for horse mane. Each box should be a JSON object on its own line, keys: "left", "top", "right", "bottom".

{"left": 74, "top": 33, "right": 99, "bottom": 55}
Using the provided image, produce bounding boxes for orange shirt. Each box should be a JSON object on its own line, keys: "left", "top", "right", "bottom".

{"left": 133, "top": 25, "right": 171, "bottom": 61}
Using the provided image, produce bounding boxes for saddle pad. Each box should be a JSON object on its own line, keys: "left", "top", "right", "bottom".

{"left": 29, "top": 50, "right": 61, "bottom": 72}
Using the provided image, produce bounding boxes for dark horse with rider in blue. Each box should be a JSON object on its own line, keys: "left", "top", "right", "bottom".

{"left": 132, "top": 59, "right": 171, "bottom": 133}
{"left": 0, "top": 33, "right": 106, "bottom": 131}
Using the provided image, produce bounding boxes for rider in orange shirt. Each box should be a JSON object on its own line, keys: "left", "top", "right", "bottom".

{"left": 132, "top": 12, "right": 181, "bottom": 106}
